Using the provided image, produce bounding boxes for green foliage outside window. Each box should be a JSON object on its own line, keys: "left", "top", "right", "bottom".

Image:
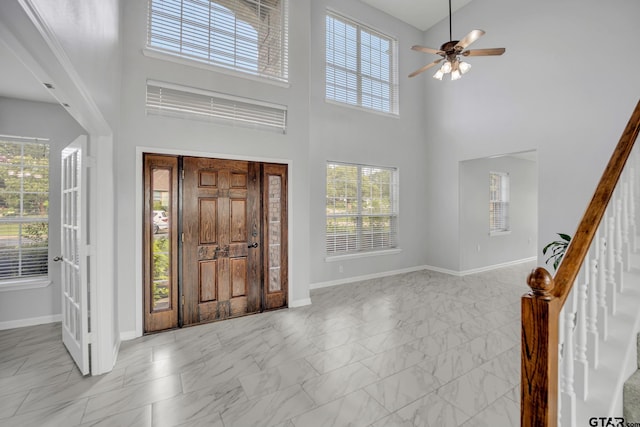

{"left": 152, "top": 236, "right": 170, "bottom": 305}
{"left": 326, "top": 162, "right": 397, "bottom": 254}
{"left": 0, "top": 140, "right": 50, "bottom": 279}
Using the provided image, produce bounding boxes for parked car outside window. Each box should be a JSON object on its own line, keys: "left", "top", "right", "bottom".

{"left": 153, "top": 210, "right": 169, "bottom": 234}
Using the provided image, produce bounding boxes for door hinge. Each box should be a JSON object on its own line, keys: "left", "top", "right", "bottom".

{"left": 182, "top": 295, "right": 185, "bottom": 306}
{"left": 181, "top": 233, "right": 185, "bottom": 243}
{"left": 181, "top": 169, "right": 185, "bottom": 180}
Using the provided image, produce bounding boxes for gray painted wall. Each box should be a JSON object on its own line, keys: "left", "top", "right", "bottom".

{"left": 0, "top": 97, "right": 84, "bottom": 324}
{"left": 5, "top": 0, "right": 640, "bottom": 336}
{"left": 117, "top": 0, "right": 313, "bottom": 334}
{"left": 422, "top": 0, "right": 640, "bottom": 271}
{"left": 459, "top": 155, "right": 537, "bottom": 271}
{"left": 308, "top": 0, "right": 427, "bottom": 285}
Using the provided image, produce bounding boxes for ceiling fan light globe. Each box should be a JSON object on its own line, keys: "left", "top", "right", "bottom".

{"left": 451, "top": 69, "right": 462, "bottom": 81}
{"left": 433, "top": 69, "right": 444, "bottom": 80}
{"left": 459, "top": 61, "right": 471, "bottom": 74}
{"left": 441, "top": 61, "right": 452, "bottom": 73}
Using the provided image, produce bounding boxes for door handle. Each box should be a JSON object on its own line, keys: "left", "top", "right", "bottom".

{"left": 248, "top": 242, "right": 259, "bottom": 248}
{"left": 53, "top": 256, "right": 64, "bottom": 262}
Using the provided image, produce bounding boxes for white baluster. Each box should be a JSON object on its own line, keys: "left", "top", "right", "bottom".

{"left": 606, "top": 218, "right": 618, "bottom": 315}
{"left": 575, "top": 255, "right": 589, "bottom": 401}
{"left": 560, "top": 286, "right": 577, "bottom": 427}
{"left": 622, "top": 182, "right": 631, "bottom": 270}
{"left": 587, "top": 257, "right": 599, "bottom": 369}
{"left": 599, "top": 234, "right": 609, "bottom": 340}
{"left": 629, "top": 167, "right": 638, "bottom": 252}
{"left": 614, "top": 199, "right": 624, "bottom": 293}
{"left": 558, "top": 304, "right": 565, "bottom": 427}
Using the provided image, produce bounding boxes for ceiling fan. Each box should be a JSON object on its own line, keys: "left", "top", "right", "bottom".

{"left": 409, "top": 0, "right": 505, "bottom": 80}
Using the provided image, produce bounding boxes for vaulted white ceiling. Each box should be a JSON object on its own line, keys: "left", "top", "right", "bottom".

{"left": 360, "top": 0, "right": 473, "bottom": 31}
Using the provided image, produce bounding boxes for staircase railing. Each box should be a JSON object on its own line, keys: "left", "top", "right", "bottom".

{"left": 521, "top": 100, "right": 640, "bottom": 427}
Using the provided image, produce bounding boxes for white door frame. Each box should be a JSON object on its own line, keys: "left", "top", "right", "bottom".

{"left": 1, "top": 0, "right": 118, "bottom": 375}
{"left": 133, "top": 146, "right": 294, "bottom": 338}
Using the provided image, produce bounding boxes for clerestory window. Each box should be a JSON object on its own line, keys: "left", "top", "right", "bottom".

{"left": 325, "top": 11, "right": 398, "bottom": 114}
{"left": 147, "top": 0, "right": 289, "bottom": 82}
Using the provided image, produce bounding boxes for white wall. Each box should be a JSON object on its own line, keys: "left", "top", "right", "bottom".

{"left": 117, "top": 0, "right": 312, "bottom": 335}
{"left": 115, "top": 0, "right": 429, "bottom": 334}
{"left": 459, "top": 155, "right": 537, "bottom": 271}
{"left": 0, "top": 97, "right": 84, "bottom": 326}
{"left": 422, "top": 0, "right": 640, "bottom": 271}
{"left": 6, "top": 0, "right": 637, "bottom": 338}
{"left": 309, "top": 0, "right": 428, "bottom": 285}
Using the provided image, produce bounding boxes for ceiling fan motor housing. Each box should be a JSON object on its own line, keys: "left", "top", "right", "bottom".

{"left": 441, "top": 40, "right": 461, "bottom": 54}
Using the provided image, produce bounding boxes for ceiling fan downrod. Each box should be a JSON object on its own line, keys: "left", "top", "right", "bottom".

{"left": 448, "top": 0, "right": 452, "bottom": 42}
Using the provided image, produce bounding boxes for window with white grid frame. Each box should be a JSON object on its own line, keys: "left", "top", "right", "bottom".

{"left": 325, "top": 11, "right": 398, "bottom": 114}
{"left": 490, "top": 171, "right": 510, "bottom": 233}
{"left": 0, "top": 138, "right": 50, "bottom": 281}
{"left": 326, "top": 162, "right": 398, "bottom": 255}
{"left": 147, "top": 0, "right": 288, "bottom": 82}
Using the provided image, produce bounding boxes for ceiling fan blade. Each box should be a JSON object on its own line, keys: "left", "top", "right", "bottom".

{"left": 462, "top": 48, "right": 506, "bottom": 56}
{"left": 454, "top": 29, "right": 485, "bottom": 50}
{"left": 408, "top": 59, "right": 443, "bottom": 78}
{"left": 411, "top": 45, "right": 444, "bottom": 55}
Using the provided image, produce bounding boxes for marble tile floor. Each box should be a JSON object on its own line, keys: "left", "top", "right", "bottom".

{"left": 0, "top": 262, "right": 533, "bottom": 427}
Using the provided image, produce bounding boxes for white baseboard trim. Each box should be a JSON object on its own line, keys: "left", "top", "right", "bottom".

{"left": 0, "top": 314, "right": 62, "bottom": 330}
{"left": 120, "top": 330, "right": 138, "bottom": 341}
{"left": 310, "top": 257, "right": 538, "bottom": 291}
{"left": 421, "top": 265, "right": 461, "bottom": 276}
{"left": 426, "top": 257, "right": 537, "bottom": 277}
{"left": 289, "top": 298, "right": 312, "bottom": 308}
{"left": 458, "top": 257, "right": 537, "bottom": 276}
{"left": 310, "top": 265, "right": 429, "bottom": 290}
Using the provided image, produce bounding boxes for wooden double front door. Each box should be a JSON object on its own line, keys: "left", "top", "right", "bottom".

{"left": 143, "top": 155, "right": 288, "bottom": 333}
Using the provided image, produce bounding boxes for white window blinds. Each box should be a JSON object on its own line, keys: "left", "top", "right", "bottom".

{"left": 326, "top": 162, "right": 398, "bottom": 255}
{"left": 0, "top": 137, "right": 50, "bottom": 281}
{"left": 490, "top": 171, "right": 510, "bottom": 233}
{"left": 325, "top": 11, "right": 398, "bottom": 114}
{"left": 146, "top": 81, "right": 287, "bottom": 133}
{"left": 148, "top": 0, "right": 289, "bottom": 82}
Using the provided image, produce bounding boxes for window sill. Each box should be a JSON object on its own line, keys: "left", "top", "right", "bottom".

{"left": 490, "top": 230, "right": 512, "bottom": 237}
{"left": 325, "top": 99, "right": 400, "bottom": 118}
{"left": 0, "top": 277, "right": 52, "bottom": 292}
{"left": 142, "top": 48, "right": 291, "bottom": 89}
{"left": 326, "top": 248, "right": 402, "bottom": 262}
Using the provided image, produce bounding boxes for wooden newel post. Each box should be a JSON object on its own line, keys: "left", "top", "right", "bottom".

{"left": 521, "top": 267, "right": 559, "bottom": 427}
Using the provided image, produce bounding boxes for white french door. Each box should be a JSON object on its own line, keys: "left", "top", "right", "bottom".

{"left": 60, "top": 135, "right": 90, "bottom": 375}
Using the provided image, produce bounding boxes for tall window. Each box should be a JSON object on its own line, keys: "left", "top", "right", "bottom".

{"left": 0, "top": 138, "right": 49, "bottom": 281}
{"left": 325, "top": 11, "right": 398, "bottom": 114}
{"left": 326, "top": 162, "right": 398, "bottom": 256}
{"left": 490, "top": 171, "right": 510, "bottom": 234}
{"left": 147, "top": 0, "right": 288, "bottom": 82}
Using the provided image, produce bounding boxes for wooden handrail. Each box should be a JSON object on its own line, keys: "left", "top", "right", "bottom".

{"left": 521, "top": 99, "right": 640, "bottom": 427}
